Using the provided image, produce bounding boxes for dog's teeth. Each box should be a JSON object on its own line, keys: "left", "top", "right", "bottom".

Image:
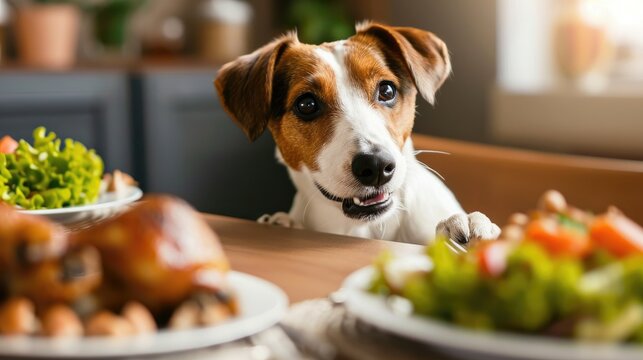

{"left": 353, "top": 197, "right": 362, "bottom": 206}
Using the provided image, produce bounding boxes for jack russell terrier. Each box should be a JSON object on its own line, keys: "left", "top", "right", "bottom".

{"left": 215, "top": 22, "right": 500, "bottom": 245}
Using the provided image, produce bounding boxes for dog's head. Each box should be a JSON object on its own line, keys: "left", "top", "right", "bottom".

{"left": 215, "top": 22, "right": 451, "bottom": 222}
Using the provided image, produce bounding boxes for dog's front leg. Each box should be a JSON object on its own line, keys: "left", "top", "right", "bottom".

{"left": 257, "top": 212, "right": 301, "bottom": 228}
{"left": 436, "top": 212, "right": 501, "bottom": 245}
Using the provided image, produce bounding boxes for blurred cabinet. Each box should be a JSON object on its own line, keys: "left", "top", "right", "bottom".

{"left": 0, "top": 72, "right": 132, "bottom": 173}
{"left": 134, "top": 69, "right": 294, "bottom": 219}
{"left": 0, "top": 68, "right": 294, "bottom": 219}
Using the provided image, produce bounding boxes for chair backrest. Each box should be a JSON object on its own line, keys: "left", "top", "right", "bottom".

{"left": 412, "top": 134, "right": 643, "bottom": 225}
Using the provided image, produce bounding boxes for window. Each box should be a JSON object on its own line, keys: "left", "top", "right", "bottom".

{"left": 498, "top": 0, "right": 643, "bottom": 92}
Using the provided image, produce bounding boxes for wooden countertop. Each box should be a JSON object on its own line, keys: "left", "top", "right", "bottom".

{"left": 203, "top": 214, "right": 422, "bottom": 303}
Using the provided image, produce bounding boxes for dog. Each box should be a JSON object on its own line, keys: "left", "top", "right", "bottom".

{"left": 215, "top": 22, "right": 500, "bottom": 245}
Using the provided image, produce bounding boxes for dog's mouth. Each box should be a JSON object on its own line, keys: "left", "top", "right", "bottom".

{"left": 315, "top": 183, "right": 393, "bottom": 221}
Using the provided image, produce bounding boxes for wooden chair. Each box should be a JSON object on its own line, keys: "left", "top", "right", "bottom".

{"left": 412, "top": 134, "right": 643, "bottom": 225}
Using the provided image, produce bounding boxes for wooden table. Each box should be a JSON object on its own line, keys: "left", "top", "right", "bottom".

{"left": 203, "top": 214, "right": 422, "bottom": 303}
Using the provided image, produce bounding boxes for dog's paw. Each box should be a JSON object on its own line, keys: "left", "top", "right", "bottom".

{"left": 257, "top": 212, "right": 295, "bottom": 228}
{"left": 436, "top": 211, "right": 501, "bottom": 245}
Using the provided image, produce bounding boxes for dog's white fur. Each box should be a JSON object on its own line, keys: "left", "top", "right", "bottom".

{"left": 217, "top": 23, "right": 500, "bottom": 245}
{"left": 259, "top": 43, "right": 499, "bottom": 245}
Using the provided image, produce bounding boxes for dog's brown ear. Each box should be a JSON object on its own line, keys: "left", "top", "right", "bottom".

{"left": 355, "top": 22, "right": 451, "bottom": 105}
{"left": 214, "top": 34, "right": 296, "bottom": 141}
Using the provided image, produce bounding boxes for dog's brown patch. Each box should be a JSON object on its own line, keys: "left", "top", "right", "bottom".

{"left": 353, "top": 22, "right": 452, "bottom": 105}
{"left": 267, "top": 44, "right": 338, "bottom": 171}
{"left": 214, "top": 34, "right": 296, "bottom": 142}
{"left": 343, "top": 39, "right": 418, "bottom": 148}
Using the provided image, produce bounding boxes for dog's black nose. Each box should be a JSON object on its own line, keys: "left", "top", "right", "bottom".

{"left": 351, "top": 151, "right": 396, "bottom": 187}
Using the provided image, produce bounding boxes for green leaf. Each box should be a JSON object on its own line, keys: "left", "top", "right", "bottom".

{"left": 0, "top": 127, "right": 103, "bottom": 209}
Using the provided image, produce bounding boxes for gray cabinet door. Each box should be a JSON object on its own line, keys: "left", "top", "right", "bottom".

{"left": 137, "top": 69, "right": 294, "bottom": 219}
{"left": 0, "top": 72, "right": 132, "bottom": 173}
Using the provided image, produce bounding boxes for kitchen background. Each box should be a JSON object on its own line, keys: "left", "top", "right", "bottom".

{"left": 0, "top": 0, "right": 641, "bottom": 219}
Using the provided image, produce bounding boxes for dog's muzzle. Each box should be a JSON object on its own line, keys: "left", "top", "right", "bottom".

{"left": 315, "top": 183, "right": 393, "bottom": 221}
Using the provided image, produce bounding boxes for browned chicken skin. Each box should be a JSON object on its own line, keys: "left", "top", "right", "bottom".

{"left": 0, "top": 195, "right": 236, "bottom": 336}
{"left": 7, "top": 246, "right": 102, "bottom": 308}
{"left": 0, "top": 204, "right": 101, "bottom": 308}
{"left": 0, "top": 204, "right": 68, "bottom": 269}
{"left": 72, "top": 195, "right": 233, "bottom": 312}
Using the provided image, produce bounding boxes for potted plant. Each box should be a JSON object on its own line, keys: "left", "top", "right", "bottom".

{"left": 92, "top": 0, "right": 143, "bottom": 52}
{"left": 283, "top": 0, "right": 353, "bottom": 44}
{"left": 13, "top": 0, "right": 81, "bottom": 69}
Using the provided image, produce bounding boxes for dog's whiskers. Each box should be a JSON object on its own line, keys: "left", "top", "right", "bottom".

{"left": 379, "top": 220, "right": 388, "bottom": 239}
{"left": 413, "top": 149, "right": 451, "bottom": 156}
{"left": 395, "top": 205, "right": 409, "bottom": 215}
{"left": 417, "top": 160, "right": 446, "bottom": 182}
{"left": 396, "top": 203, "right": 409, "bottom": 212}
{"left": 302, "top": 198, "right": 313, "bottom": 225}
{"left": 414, "top": 149, "right": 449, "bottom": 181}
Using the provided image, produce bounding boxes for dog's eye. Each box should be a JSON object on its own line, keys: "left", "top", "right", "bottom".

{"left": 293, "top": 93, "right": 321, "bottom": 120}
{"left": 377, "top": 81, "right": 397, "bottom": 104}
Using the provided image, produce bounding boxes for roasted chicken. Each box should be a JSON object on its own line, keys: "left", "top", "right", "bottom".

{"left": 0, "top": 204, "right": 101, "bottom": 308}
{"left": 0, "top": 195, "right": 237, "bottom": 336}
{"left": 0, "top": 204, "right": 68, "bottom": 269}
{"left": 72, "top": 195, "right": 234, "bottom": 313}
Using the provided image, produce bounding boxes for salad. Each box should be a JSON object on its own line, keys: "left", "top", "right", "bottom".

{"left": 369, "top": 190, "right": 643, "bottom": 343}
{"left": 0, "top": 127, "right": 104, "bottom": 210}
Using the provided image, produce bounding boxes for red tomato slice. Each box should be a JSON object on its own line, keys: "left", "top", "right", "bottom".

{"left": 0, "top": 136, "right": 18, "bottom": 154}
{"left": 525, "top": 218, "right": 591, "bottom": 257}
{"left": 478, "top": 241, "right": 512, "bottom": 276}
{"left": 590, "top": 211, "right": 643, "bottom": 258}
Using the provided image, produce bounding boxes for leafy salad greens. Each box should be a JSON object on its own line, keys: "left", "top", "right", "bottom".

{"left": 371, "top": 240, "right": 643, "bottom": 343}
{"left": 0, "top": 127, "right": 104, "bottom": 209}
{"left": 369, "top": 191, "right": 643, "bottom": 344}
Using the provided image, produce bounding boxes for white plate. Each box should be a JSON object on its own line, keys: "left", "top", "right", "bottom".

{"left": 0, "top": 271, "right": 288, "bottom": 358}
{"left": 342, "top": 266, "right": 643, "bottom": 360}
{"left": 17, "top": 186, "right": 143, "bottom": 225}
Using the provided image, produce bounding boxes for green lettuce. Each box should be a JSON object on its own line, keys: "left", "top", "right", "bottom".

{"left": 370, "top": 238, "right": 643, "bottom": 343}
{"left": 0, "top": 127, "right": 104, "bottom": 209}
